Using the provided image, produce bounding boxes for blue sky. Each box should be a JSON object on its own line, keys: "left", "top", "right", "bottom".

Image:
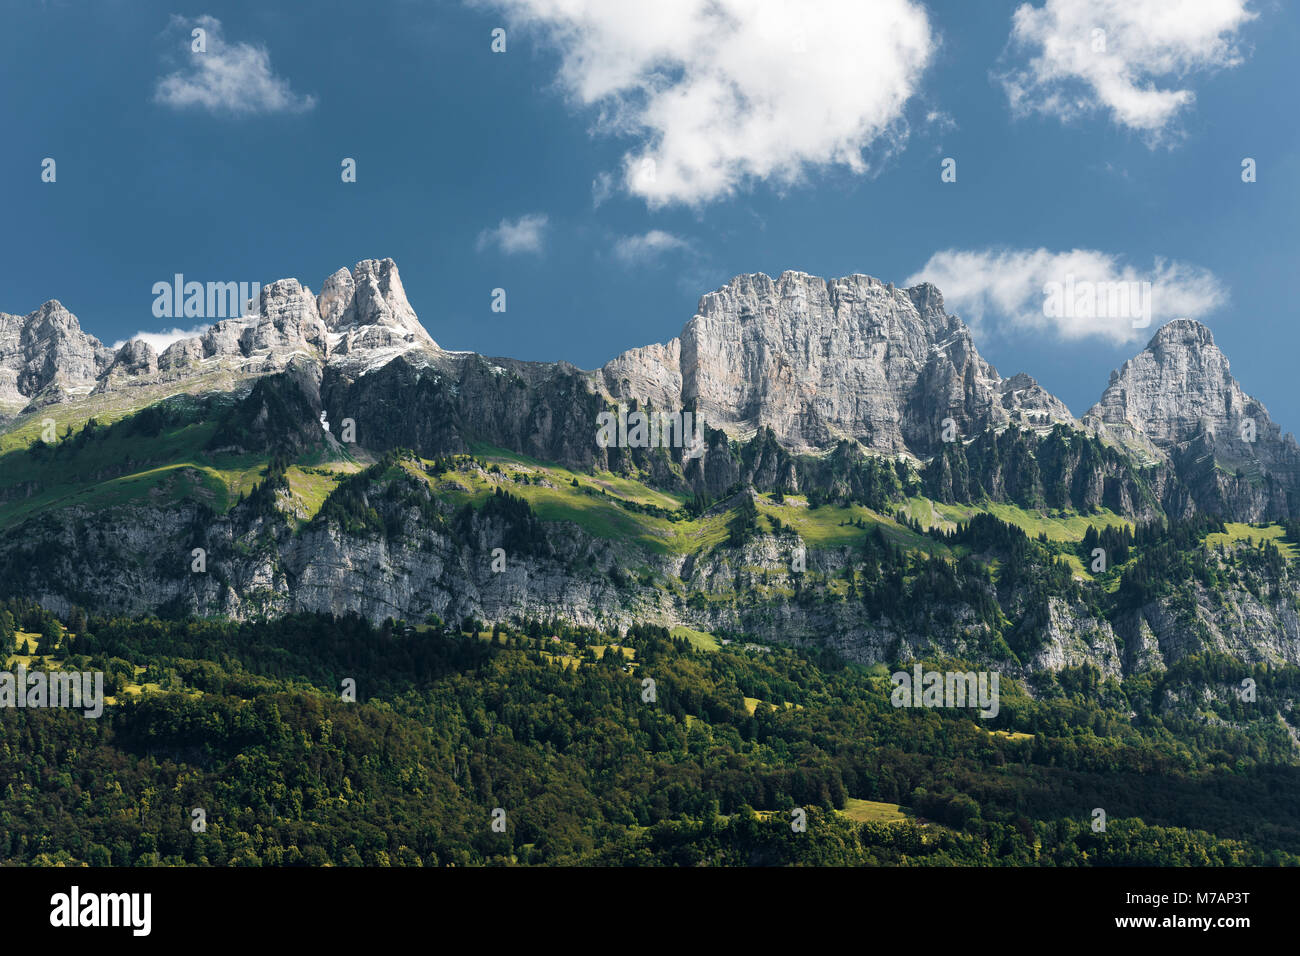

{"left": 2, "top": 0, "right": 1297, "bottom": 426}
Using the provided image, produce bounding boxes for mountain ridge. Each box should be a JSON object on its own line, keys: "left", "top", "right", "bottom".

{"left": 4, "top": 260, "right": 1300, "bottom": 679}
{"left": 5, "top": 260, "right": 1294, "bottom": 478}
{"left": 3, "top": 258, "right": 1297, "bottom": 522}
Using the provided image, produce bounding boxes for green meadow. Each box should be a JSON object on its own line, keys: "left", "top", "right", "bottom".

{"left": 4, "top": 398, "right": 1295, "bottom": 581}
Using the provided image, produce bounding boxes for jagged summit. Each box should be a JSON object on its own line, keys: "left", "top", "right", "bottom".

{"left": 0, "top": 259, "right": 440, "bottom": 415}
{"left": 0, "top": 300, "right": 114, "bottom": 412}
{"left": 1146, "top": 317, "right": 1216, "bottom": 351}
{"left": 1088, "top": 317, "right": 1246, "bottom": 449}
{"left": 699, "top": 271, "right": 948, "bottom": 317}
{"left": 602, "top": 269, "right": 1073, "bottom": 457}
{"left": 1085, "top": 317, "right": 1300, "bottom": 517}
{"left": 0, "top": 262, "right": 1082, "bottom": 458}
{"left": 317, "top": 258, "right": 436, "bottom": 356}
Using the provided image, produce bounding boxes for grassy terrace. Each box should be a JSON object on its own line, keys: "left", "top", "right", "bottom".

{"left": 426, "top": 449, "right": 729, "bottom": 556}
{"left": 468, "top": 443, "right": 685, "bottom": 510}
{"left": 285, "top": 463, "right": 363, "bottom": 522}
{"left": 0, "top": 415, "right": 270, "bottom": 530}
{"left": 670, "top": 625, "right": 721, "bottom": 652}
{"left": 0, "top": 406, "right": 366, "bottom": 530}
{"left": 755, "top": 493, "right": 944, "bottom": 552}
{"left": 900, "top": 495, "right": 1133, "bottom": 541}
{"left": 838, "top": 798, "right": 909, "bottom": 824}
{"left": 4, "top": 402, "right": 1298, "bottom": 575}
{"left": 0, "top": 370, "right": 256, "bottom": 456}
{"left": 462, "top": 445, "right": 960, "bottom": 557}
{"left": 1206, "top": 522, "right": 1300, "bottom": 561}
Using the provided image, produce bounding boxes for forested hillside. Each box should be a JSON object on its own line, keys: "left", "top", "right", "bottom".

{"left": 3, "top": 604, "right": 1298, "bottom": 866}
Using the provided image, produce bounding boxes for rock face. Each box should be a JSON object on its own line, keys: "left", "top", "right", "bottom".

{"left": 1090, "top": 320, "right": 1261, "bottom": 448}
{"left": 0, "top": 300, "right": 114, "bottom": 413}
{"left": 1085, "top": 319, "right": 1300, "bottom": 519}
{"left": 98, "top": 339, "right": 159, "bottom": 390}
{"left": 243, "top": 279, "right": 329, "bottom": 357}
{"left": 8, "top": 458, "right": 1300, "bottom": 681}
{"left": 316, "top": 258, "right": 437, "bottom": 360}
{"left": 599, "top": 271, "right": 1076, "bottom": 457}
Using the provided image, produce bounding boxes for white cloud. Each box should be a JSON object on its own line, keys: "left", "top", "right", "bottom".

{"left": 154, "top": 15, "right": 317, "bottom": 116}
{"left": 998, "top": 0, "right": 1256, "bottom": 140}
{"left": 905, "top": 248, "right": 1228, "bottom": 345}
{"left": 591, "top": 172, "right": 614, "bottom": 209}
{"left": 112, "top": 325, "right": 210, "bottom": 353}
{"left": 476, "top": 213, "right": 549, "bottom": 255}
{"left": 612, "top": 230, "right": 690, "bottom": 266}
{"left": 476, "top": 0, "right": 934, "bottom": 207}
{"left": 924, "top": 109, "right": 958, "bottom": 134}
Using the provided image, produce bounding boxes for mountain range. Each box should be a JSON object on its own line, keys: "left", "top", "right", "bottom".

{"left": 3, "top": 258, "right": 1299, "bottom": 678}
{"left": 4, "top": 259, "right": 1294, "bottom": 484}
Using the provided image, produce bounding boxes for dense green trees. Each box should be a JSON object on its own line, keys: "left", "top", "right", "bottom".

{"left": 2, "top": 606, "right": 1297, "bottom": 866}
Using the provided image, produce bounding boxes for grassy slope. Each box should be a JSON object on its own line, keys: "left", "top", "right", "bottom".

{"left": 838, "top": 798, "right": 908, "bottom": 824}
{"left": 0, "top": 413, "right": 365, "bottom": 531}
{"left": 1206, "top": 522, "right": 1300, "bottom": 561}
{"left": 0, "top": 370, "right": 257, "bottom": 456}
{"left": 0, "top": 413, "right": 260, "bottom": 526}
{"left": 3, "top": 408, "right": 1295, "bottom": 576}
{"left": 903, "top": 495, "right": 1133, "bottom": 541}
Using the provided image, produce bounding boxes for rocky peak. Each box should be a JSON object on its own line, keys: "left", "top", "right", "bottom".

{"left": 336, "top": 259, "right": 429, "bottom": 332}
{"left": 904, "top": 281, "right": 947, "bottom": 321}
{"left": 1085, "top": 318, "right": 1300, "bottom": 518}
{"left": 1087, "top": 319, "right": 1245, "bottom": 449}
{"left": 94, "top": 339, "right": 160, "bottom": 395}
{"left": 107, "top": 339, "right": 158, "bottom": 375}
{"left": 317, "top": 268, "right": 355, "bottom": 329}
{"left": 313, "top": 258, "right": 438, "bottom": 360}
{"left": 0, "top": 260, "right": 445, "bottom": 412}
{"left": 602, "top": 270, "right": 1075, "bottom": 457}
{"left": 1147, "top": 316, "right": 1217, "bottom": 351}
{"left": 16, "top": 300, "right": 109, "bottom": 356}
{"left": 0, "top": 300, "right": 113, "bottom": 412}
{"left": 20, "top": 299, "right": 77, "bottom": 333}
{"left": 241, "top": 278, "right": 328, "bottom": 356}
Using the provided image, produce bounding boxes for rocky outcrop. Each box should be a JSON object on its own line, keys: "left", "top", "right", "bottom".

{"left": 309, "top": 258, "right": 439, "bottom": 365}
{"left": 0, "top": 300, "right": 114, "bottom": 413}
{"left": 600, "top": 272, "right": 1077, "bottom": 457}
{"left": 1090, "top": 320, "right": 1250, "bottom": 447}
{"left": 0, "top": 259, "right": 440, "bottom": 418}
{"left": 11, "top": 464, "right": 1299, "bottom": 681}
{"left": 96, "top": 339, "right": 159, "bottom": 391}
{"left": 1085, "top": 319, "right": 1300, "bottom": 520}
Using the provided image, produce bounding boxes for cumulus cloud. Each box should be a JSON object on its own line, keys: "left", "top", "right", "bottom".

{"left": 112, "top": 325, "right": 210, "bottom": 353}
{"left": 154, "top": 15, "right": 317, "bottom": 115}
{"left": 476, "top": 0, "right": 934, "bottom": 207}
{"left": 905, "top": 248, "right": 1228, "bottom": 345}
{"left": 476, "top": 213, "right": 550, "bottom": 255}
{"left": 997, "top": 0, "right": 1256, "bottom": 140}
{"left": 612, "top": 230, "right": 690, "bottom": 266}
